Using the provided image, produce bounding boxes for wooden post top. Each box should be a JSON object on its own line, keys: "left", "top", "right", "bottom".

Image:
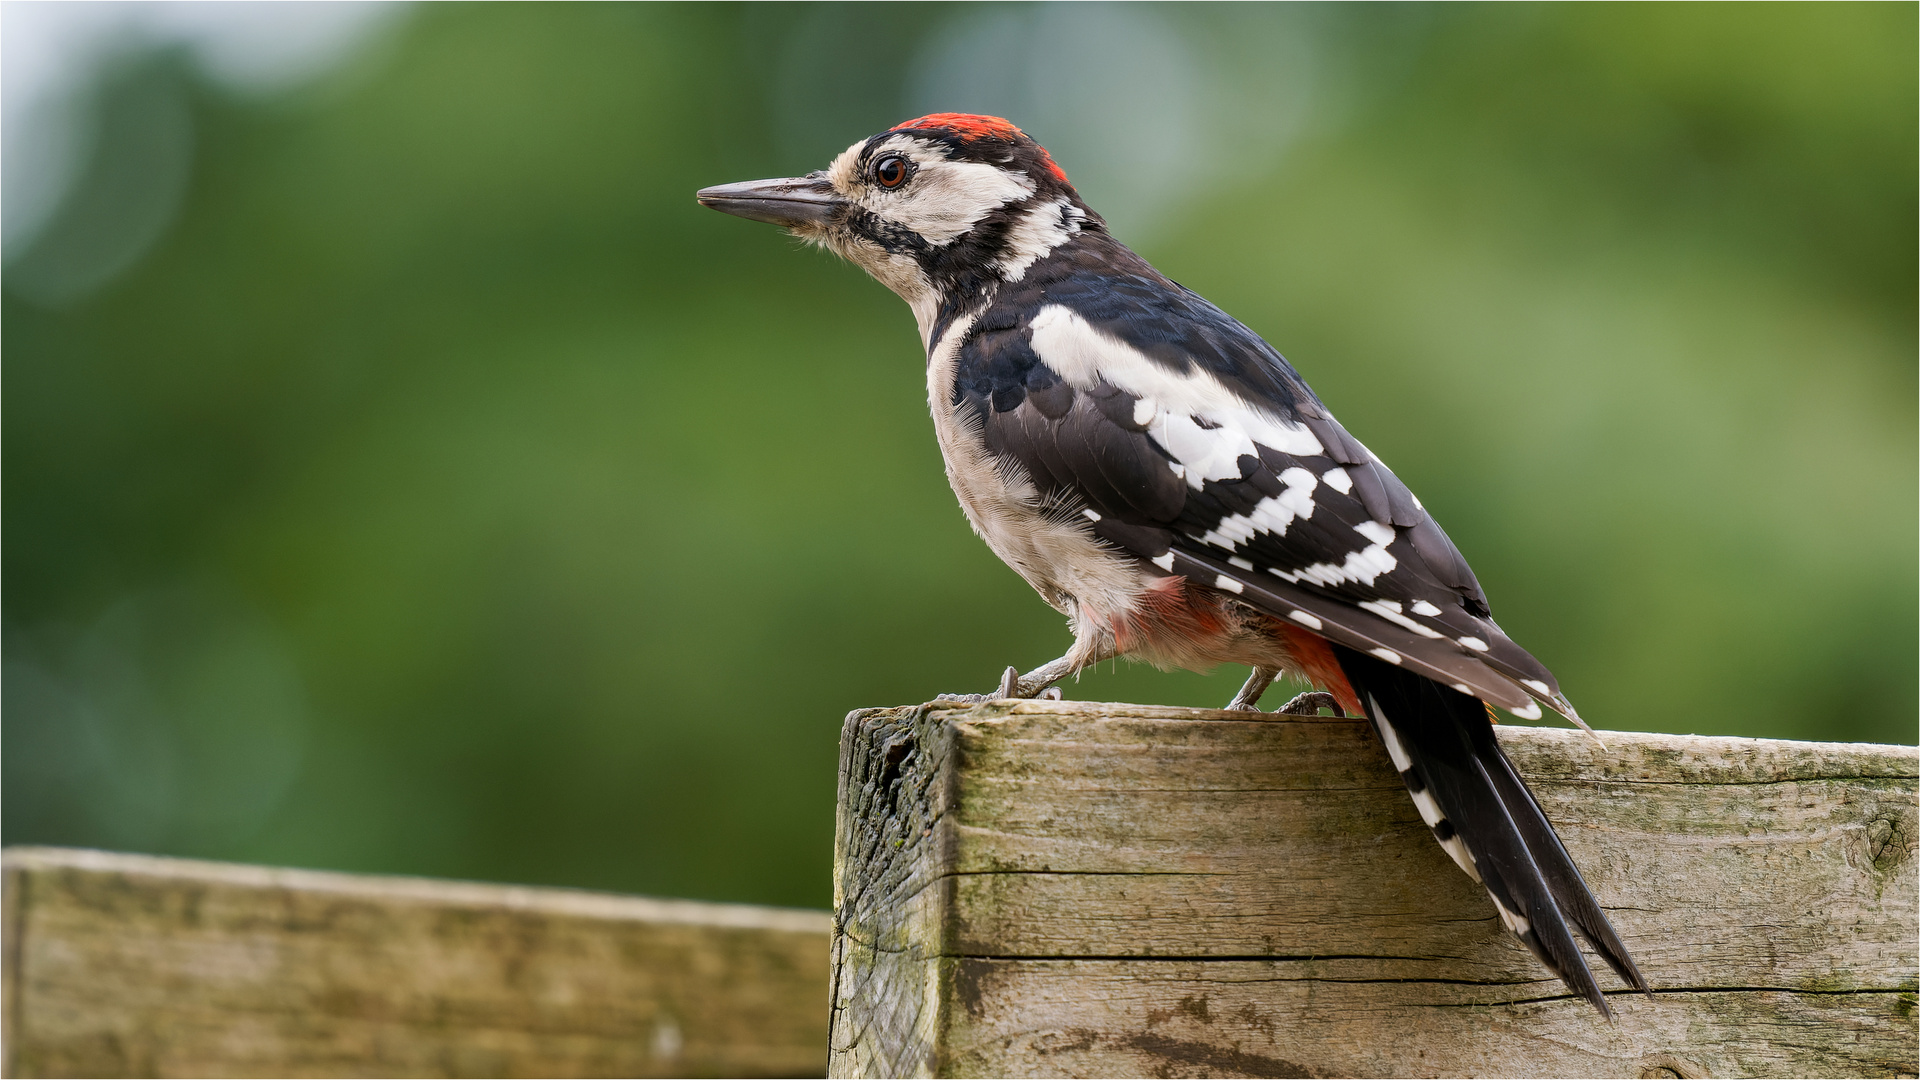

{"left": 830, "top": 701, "right": 1919, "bottom": 1079}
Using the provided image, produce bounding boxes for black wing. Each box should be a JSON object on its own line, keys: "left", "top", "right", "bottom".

{"left": 957, "top": 236, "right": 1579, "bottom": 722}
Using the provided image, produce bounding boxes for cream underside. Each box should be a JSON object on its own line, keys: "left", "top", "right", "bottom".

{"left": 923, "top": 312, "right": 1143, "bottom": 659}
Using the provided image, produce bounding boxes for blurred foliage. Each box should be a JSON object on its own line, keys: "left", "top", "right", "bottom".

{"left": 4, "top": 3, "right": 1914, "bottom": 909}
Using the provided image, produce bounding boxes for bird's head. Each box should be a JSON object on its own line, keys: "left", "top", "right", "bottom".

{"left": 698, "top": 114, "right": 1101, "bottom": 332}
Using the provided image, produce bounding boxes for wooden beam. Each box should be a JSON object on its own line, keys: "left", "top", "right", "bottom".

{"left": 2, "top": 847, "right": 832, "bottom": 1078}
{"left": 830, "top": 701, "right": 1919, "bottom": 1079}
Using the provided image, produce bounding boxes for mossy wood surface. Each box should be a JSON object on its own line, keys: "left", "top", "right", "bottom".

{"left": 1, "top": 847, "right": 832, "bottom": 1078}
{"left": 830, "top": 701, "right": 1919, "bottom": 1079}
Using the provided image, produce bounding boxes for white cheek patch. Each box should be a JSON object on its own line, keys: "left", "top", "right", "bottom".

{"left": 868, "top": 156, "right": 1036, "bottom": 246}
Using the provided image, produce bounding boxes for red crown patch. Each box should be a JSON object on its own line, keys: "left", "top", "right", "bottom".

{"left": 890, "top": 113, "right": 1069, "bottom": 185}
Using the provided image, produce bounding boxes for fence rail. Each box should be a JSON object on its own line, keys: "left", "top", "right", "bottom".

{"left": 2, "top": 847, "right": 831, "bottom": 1078}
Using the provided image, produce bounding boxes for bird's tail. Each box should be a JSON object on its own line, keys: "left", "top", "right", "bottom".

{"left": 1331, "top": 643, "right": 1648, "bottom": 1017}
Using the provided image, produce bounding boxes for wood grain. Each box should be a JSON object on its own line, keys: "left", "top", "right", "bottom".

{"left": 2, "top": 847, "right": 832, "bottom": 1078}
{"left": 830, "top": 700, "right": 1919, "bottom": 1079}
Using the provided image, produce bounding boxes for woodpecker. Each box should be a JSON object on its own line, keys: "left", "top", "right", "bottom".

{"left": 699, "top": 114, "right": 1647, "bottom": 1016}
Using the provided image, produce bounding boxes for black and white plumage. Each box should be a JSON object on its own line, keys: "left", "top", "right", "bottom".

{"left": 699, "top": 113, "right": 1647, "bottom": 1015}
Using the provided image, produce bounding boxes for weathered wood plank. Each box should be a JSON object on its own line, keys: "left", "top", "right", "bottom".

{"left": 830, "top": 701, "right": 1920, "bottom": 1079}
{"left": 2, "top": 847, "right": 833, "bottom": 1079}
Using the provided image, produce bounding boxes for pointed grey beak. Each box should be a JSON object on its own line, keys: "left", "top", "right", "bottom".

{"left": 696, "top": 175, "right": 846, "bottom": 229}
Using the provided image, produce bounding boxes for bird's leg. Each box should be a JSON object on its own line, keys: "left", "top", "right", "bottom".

{"left": 932, "top": 646, "right": 1108, "bottom": 705}
{"left": 1226, "top": 666, "right": 1279, "bottom": 712}
{"left": 1274, "top": 690, "right": 1344, "bottom": 717}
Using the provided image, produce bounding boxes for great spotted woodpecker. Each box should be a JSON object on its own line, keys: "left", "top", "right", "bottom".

{"left": 699, "top": 114, "right": 1646, "bottom": 1016}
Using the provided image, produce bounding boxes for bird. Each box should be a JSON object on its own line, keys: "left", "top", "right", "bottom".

{"left": 697, "top": 113, "right": 1647, "bottom": 1016}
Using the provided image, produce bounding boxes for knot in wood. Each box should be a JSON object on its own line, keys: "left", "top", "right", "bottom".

{"left": 1867, "top": 813, "right": 1913, "bottom": 873}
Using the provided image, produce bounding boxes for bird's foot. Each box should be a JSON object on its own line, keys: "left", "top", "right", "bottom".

{"left": 934, "top": 665, "right": 1063, "bottom": 705}
{"left": 1274, "top": 690, "right": 1343, "bottom": 717}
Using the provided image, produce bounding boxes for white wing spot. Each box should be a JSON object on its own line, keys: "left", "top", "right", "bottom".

{"left": 1451, "top": 683, "right": 1473, "bottom": 694}
{"left": 1213, "top": 574, "right": 1244, "bottom": 594}
{"left": 1151, "top": 552, "right": 1175, "bottom": 571}
{"left": 1458, "top": 636, "right": 1490, "bottom": 652}
{"left": 1522, "top": 678, "right": 1551, "bottom": 695}
{"left": 1508, "top": 699, "right": 1543, "bottom": 720}
{"left": 1360, "top": 599, "right": 1446, "bottom": 639}
{"left": 1228, "top": 556, "right": 1254, "bottom": 571}
{"left": 1267, "top": 521, "right": 1398, "bottom": 589}
{"left": 1082, "top": 508, "right": 1101, "bottom": 522}
{"left": 1370, "top": 647, "right": 1402, "bottom": 665}
{"left": 1411, "top": 600, "right": 1442, "bottom": 617}
{"left": 1353, "top": 520, "right": 1395, "bottom": 546}
{"left": 1133, "top": 396, "right": 1156, "bottom": 428}
{"left": 1287, "top": 610, "right": 1322, "bottom": 630}
{"left": 1201, "top": 470, "right": 1322, "bottom": 548}
{"left": 1321, "top": 467, "right": 1353, "bottom": 494}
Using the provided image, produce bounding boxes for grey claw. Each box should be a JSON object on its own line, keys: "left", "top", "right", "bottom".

{"left": 996, "top": 666, "right": 1020, "bottom": 699}
{"left": 934, "top": 692, "right": 991, "bottom": 704}
{"left": 1038, "top": 686, "right": 1062, "bottom": 701}
{"left": 1275, "top": 691, "right": 1343, "bottom": 717}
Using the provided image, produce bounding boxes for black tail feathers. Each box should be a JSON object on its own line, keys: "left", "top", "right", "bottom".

{"left": 1333, "top": 644, "right": 1649, "bottom": 1017}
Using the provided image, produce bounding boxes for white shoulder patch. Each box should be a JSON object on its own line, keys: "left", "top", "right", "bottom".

{"left": 1026, "top": 306, "right": 1325, "bottom": 493}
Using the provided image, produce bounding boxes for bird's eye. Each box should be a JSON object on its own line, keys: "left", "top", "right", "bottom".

{"left": 874, "top": 156, "right": 909, "bottom": 189}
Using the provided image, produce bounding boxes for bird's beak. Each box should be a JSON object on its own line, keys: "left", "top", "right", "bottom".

{"left": 696, "top": 175, "right": 846, "bottom": 229}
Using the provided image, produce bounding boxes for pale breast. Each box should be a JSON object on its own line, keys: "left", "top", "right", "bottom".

{"left": 924, "top": 314, "right": 1146, "bottom": 622}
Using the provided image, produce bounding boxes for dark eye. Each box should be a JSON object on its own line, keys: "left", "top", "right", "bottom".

{"left": 874, "top": 156, "right": 909, "bottom": 189}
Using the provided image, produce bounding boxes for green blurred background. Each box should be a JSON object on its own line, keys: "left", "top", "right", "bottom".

{"left": 3, "top": 2, "right": 1914, "bottom": 910}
